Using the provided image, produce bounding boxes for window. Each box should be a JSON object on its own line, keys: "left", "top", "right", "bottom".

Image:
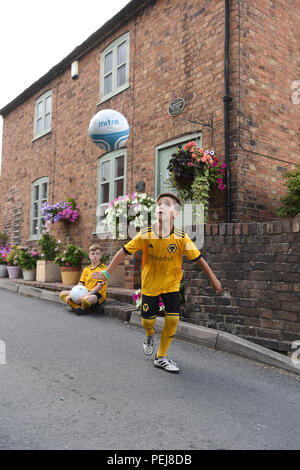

{"left": 155, "top": 134, "right": 202, "bottom": 230}
{"left": 34, "top": 90, "right": 52, "bottom": 139}
{"left": 100, "top": 33, "right": 130, "bottom": 103}
{"left": 96, "top": 150, "right": 127, "bottom": 233}
{"left": 30, "top": 177, "right": 49, "bottom": 239}
{"left": 155, "top": 133, "right": 202, "bottom": 196}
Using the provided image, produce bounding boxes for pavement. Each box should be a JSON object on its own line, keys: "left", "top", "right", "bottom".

{"left": 0, "top": 278, "right": 300, "bottom": 377}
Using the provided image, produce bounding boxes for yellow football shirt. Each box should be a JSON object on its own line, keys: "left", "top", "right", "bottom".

{"left": 123, "top": 226, "right": 201, "bottom": 296}
{"left": 79, "top": 263, "right": 108, "bottom": 301}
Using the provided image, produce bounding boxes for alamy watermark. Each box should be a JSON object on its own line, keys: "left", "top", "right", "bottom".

{"left": 95, "top": 202, "right": 205, "bottom": 249}
{"left": 0, "top": 340, "right": 6, "bottom": 365}
{"left": 291, "top": 80, "right": 300, "bottom": 104}
{"left": 291, "top": 340, "right": 300, "bottom": 366}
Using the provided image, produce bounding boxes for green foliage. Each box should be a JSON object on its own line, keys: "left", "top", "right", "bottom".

{"left": 0, "top": 231, "right": 8, "bottom": 245}
{"left": 276, "top": 166, "right": 300, "bottom": 218}
{"left": 191, "top": 167, "right": 210, "bottom": 222}
{"left": 38, "top": 232, "right": 59, "bottom": 260}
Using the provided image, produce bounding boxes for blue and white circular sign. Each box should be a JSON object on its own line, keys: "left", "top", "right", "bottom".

{"left": 89, "top": 109, "right": 130, "bottom": 151}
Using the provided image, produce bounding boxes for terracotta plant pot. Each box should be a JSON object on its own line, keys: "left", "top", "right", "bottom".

{"left": 0, "top": 265, "right": 8, "bottom": 277}
{"left": 60, "top": 266, "right": 81, "bottom": 285}
{"left": 22, "top": 269, "right": 36, "bottom": 281}
{"left": 7, "top": 266, "right": 22, "bottom": 279}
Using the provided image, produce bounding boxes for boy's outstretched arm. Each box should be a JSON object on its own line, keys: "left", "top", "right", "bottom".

{"left": 195, "top": 257, "right": 223, "bottom": 293}
{"left": 92, "top": 248, "right": 128, "bottom": 282}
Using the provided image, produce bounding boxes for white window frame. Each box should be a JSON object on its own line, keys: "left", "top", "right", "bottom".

{"left": 29, "top": 177, "right": 49, "bottom": 240}
{"left": 96, "top": 149, "right": 127, "bottom": 234}
{"left": 99, "top": 32, "right": 130, "bottom": 104}
{"left": 155, "top": 133, "right": 202, "bottom": 196}
{"left": 33, "top": 90, "right": 52, "bottom": 140}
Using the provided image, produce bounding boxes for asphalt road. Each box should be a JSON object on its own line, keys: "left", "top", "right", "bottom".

{"left": 0, "top": 289, "right": 299, "bottom": 450}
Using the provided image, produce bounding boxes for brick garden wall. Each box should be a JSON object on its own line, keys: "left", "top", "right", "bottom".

{"left": 181, "top": 218, "right": 300, "bottom": 353}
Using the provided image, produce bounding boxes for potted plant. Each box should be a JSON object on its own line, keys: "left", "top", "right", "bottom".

{"left": 0, "top": 244, "right": 10, "bottom": 278}
{"left": 167, "top": 142, "right": 226, "bottom": 222}
{"left": 54, "top": 244, "right": 88, "bottom": 285}
{"left": 17, "top": 247, "right": 40, "bottom": 281}
{"left": 36, "top": 225, "right": 61, "bottom": 282}
{"left": 6, "top": 245, "right": 22, "bottom": 279}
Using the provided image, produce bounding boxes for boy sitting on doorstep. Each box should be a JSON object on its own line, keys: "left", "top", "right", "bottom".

{"left": 60, "top": 244, "right": 108, "bottom": 316}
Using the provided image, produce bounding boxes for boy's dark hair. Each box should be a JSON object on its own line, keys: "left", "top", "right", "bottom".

{"left": 156, "top": 193, "right": 182, "bottom": 207}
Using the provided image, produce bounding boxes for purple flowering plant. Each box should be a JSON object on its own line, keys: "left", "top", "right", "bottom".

{"left": 42, "top": 198, "right": 80, "bottom": 224}
{"left": 0, "top": 244, "right": 11, "bottom": 265}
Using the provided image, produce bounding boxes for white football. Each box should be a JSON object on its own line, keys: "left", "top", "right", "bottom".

{"left": 70, "top": 285, "right": 89, "bottom": 304}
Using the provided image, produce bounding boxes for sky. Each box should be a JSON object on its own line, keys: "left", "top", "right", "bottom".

{"left": 0, "top": 0, "right": 131, "bottom": 159}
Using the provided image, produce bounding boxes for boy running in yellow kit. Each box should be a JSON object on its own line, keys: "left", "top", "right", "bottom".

{"left": 93, "top": 194, "right": 222, "bottom": 372}
{"left": 60, "top": 244, "right": 108, "bottom": 315}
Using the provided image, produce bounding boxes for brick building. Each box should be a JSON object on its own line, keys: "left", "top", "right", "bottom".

{"left": 0, "top": 0, "right": 298, "bottom": 258}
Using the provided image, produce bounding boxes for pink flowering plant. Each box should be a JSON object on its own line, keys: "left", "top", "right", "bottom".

{"left": 42, "top": 198, "right": 80, "bottom": 224}
{"left": 133, "top": 289, "right": 166, "bottom": 313}
{"left": 5, "top": 245, "right": 22, "bottom": 266}
{"left": 54, "top": 244, "right": 88, "bottom": 268}
{"left": 17, "top": 247, "right": 40, "bottom": 270}
{"left": 167, "top": 141, "right": 226, "bottom": 221}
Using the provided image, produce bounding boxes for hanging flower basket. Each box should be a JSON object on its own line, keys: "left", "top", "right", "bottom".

{"left": 42, "top": 198, "right": 80, "bottom": 224}
{"left": 167, "top": 141, "right": 226, "bottom": 222}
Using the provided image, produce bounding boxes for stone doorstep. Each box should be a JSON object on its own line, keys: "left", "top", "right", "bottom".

{"left": 0, "top": 278, "right": 134, "bottom": 322}
{"left": 3, "top": 278, "right": 135, "bottom": 305}
{"left": 1, "top": 279, "right": 300, "bottom": 376}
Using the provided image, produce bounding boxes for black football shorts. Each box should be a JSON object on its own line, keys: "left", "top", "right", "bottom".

{"left": 141, "top": 292, "right": 180, "bottom": 318}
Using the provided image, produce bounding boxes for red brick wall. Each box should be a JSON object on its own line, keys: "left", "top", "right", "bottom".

{"left": 182, "top": 218, "right": 300, "bottom": 353}
{"left": 0, "top": 0, "right": 298, "bottom": 253}
{"left": 229, "top": 0, "right": 299, "bottom": 221}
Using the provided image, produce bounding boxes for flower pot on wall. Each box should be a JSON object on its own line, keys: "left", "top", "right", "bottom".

{"left": 0, "top": 265, "right": 8, "bottom": 277}
{"left": 60, "top": 266, "right": 81, "bottom": 285}
{"left": 7, "top": 266, "right": 22, "bottom": 279}
{"left": 36, "top": 260, "right": 61, "bottom": 282}
{"left": 22, "top": 269, "right": 36, "bottom": 281}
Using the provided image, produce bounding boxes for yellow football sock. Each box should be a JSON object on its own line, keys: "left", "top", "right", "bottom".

{"left": 82, "top": 297, "right": 92, "bottom": 309}
{"left": 59, "top": 292, "right": 83, "bottom": 310}
{"left": 60, "top": 292, "right": 68, "bottom": 303}
{"left": 142, "top": 316, "right": 157, "bottom": 337}
{"left": 157, "top": 313, "right": 179, "bottom": 358}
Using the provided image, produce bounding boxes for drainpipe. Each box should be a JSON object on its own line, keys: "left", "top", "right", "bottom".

{"left": 223, "top": 0, "right": 232, "bottom": 223}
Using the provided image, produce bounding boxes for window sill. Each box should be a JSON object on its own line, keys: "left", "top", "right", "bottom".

{"left": 32, "top": 129, "right": 52, "bottom": 142}
{"left": 97, "top": 84, "right": 130, "bottom": 106}
{"left": 27, "top": 236, "right": 41, "bottom": 242}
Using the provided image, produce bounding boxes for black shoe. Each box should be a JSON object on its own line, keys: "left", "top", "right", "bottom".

{"left": 75, "top": 308, "right": 85, "bottom": 316}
